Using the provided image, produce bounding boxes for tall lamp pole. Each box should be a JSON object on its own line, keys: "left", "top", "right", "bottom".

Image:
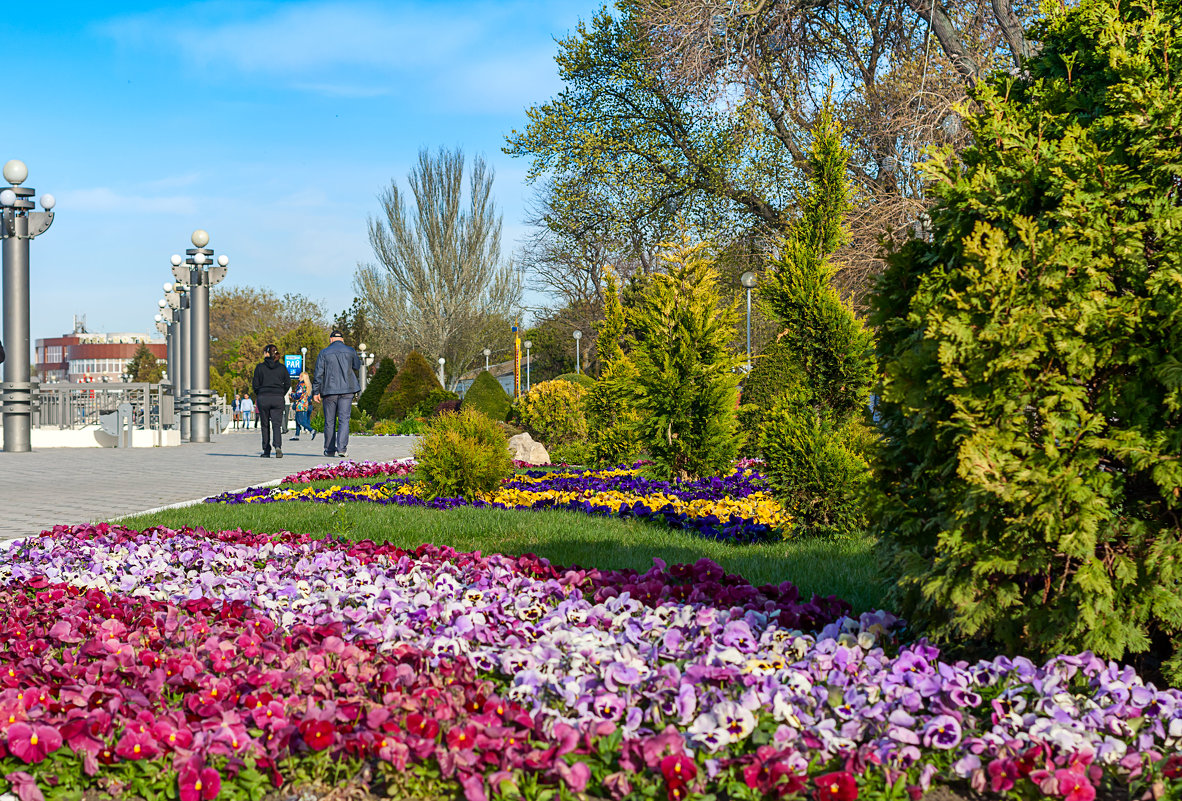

{"left": 483, "top": 348, "right": 491, "bottom": 371}
{"left": 0, "top": 160, "right": 55, "bottom": 453}
{"left": 171, "top": 277, "right": 192, "bottom": 441}
{"left": 573, "top": 330, "right": 582, "bottom": 375}
{"left": 173, "top": 230, "right": 229, "bottom": 443}
{"left": 523, "top": 340, "right": 532, "bottom": 393}
{"left": 437, "top": 357, "right": 446, "bottom": 389}
{"left": 358, "top": 343, "right": 374, "bottom": 393}
{"left": 740, "top": 271, "right": 758, "bottom": 370}
{"left": 162, "top": 282, "right": 182, "bottom": 430}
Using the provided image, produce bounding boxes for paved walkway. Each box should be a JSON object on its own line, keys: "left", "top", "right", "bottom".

{"left": 0, "top": 429, "right": 416, "bottom": 540}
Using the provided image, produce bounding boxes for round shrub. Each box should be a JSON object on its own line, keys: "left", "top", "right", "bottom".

{"left": 358, "top": 357, "right": 397, "bottom": 419}
{"left": 378, "top": 351, "right": 443, "bottom": 420}
{"left": 461, "top": 370, "right": 512, "bottom": 421}
{"left": 553, "top": 372, "right": 595, "bottom": 389}
{"left": 516, "top": 379, "right": 588, "bottom": 445}
{"left": 414, "top": 388, "right": 459, "bottom": 418}
{"left": 413, "top": 408, "right": 511, "bottom": 500}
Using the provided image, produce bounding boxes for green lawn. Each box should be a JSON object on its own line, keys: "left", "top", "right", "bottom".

{"left": 119, "top": 499, "right": 889, "bottom": 613}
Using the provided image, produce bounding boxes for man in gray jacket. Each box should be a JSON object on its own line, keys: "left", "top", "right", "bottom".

{"left": 312, "top": 330, "right": 361, "bottom": 458}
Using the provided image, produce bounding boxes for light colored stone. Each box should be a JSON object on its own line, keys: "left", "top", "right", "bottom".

{"left": 508, "top": 432, "right": 550, "bottom": 465}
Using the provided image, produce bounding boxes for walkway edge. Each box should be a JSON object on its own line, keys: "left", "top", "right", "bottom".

{"left": 0, "top": 478, "right": 285, "bottom": 549}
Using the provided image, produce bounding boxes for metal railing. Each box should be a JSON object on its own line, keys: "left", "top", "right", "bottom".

{"left": 31, "top": 383, "right": 174, "bottom": 430}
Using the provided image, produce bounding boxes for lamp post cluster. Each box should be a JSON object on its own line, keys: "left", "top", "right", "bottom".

{"left": 156, "top": 231, "right": 228, "bottom": 443}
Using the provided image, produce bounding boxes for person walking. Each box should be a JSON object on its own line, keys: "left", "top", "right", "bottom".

{"left": 289, "top": 371, "right": 315, "bottom": 441}
{"left": 239, "top": 394, "right": 254, "bottom": 429}
{"left": 312, "top": 330, "right": 360, "bottom": 458}
{"left": 232, "top": 393, "right": 242, "bottom": 430}
{"left": 252, "top": 344, "right": 289, "bottom": 458}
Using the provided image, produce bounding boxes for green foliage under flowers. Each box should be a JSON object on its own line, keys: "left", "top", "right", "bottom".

{"left": 372, "top": 418, "right": 427, "bottom": 436}
{"left": 872, "top": 0, "right": 1182, "bottom": 681}
{"left": 756, "top": 100, "right": 874, "bottom": 535}
{"left": 516, "top": 379, "right": 588, "bottom": 446}
{"left": 358, "top": 357, "right": 397, "bottom": 418}
{"left": 414, "top": 388, "right": 460, "bottom": 419}
{"left": 413, "top": 408, "right": 512, "bottom": 500}
{"left": 553, "top": 371, "right": 595, "bottom": 389}
{"left": 461, "top": 370, "right": 512, "bottom": 421}
{"left": 617, "top": 238, "right": 742, "bottom": 480}
{"left": 378, "top": 351, "right": 443, "bottom": 420}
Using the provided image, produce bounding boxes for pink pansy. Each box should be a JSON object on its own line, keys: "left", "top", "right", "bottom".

{"left": 7, "top": 723, "right": 62, "bottom": 764}
{"left": 179, "top": 764, "right": 221, "bottom": 801}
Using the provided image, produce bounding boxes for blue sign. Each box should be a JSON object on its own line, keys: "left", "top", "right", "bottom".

{"left": 284, "top": 354, "right": 303, "bottom": 378}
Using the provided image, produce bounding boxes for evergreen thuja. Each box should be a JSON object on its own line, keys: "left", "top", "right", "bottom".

{"left": 872, "top": 0, "right": 1182, "bottom": 680}
{"left": 623, "top": 240, "right": 743, "bottom": 480}
{"left": 756, "top": 100, "right": 876, "bottom": 536}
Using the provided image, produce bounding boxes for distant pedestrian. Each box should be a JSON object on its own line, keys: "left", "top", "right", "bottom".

{"left": 290, "top": 371, "right": 315, "bottom": 441}
{"left": 232, "top": 393, "right": 242, "bottom": 429}
{"left": 312, "top": 330, "right": 360, "bottom": 459}
{"left": 239, "top": 394, "right": 254, "bottom": 429}
{"left": 252, "top": 344, "right": 289, "bottom": 458}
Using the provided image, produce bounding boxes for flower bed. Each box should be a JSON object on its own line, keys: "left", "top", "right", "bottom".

{"left": 211, "top": 466, "right": 789, "bottom": 542}
{"left": 1, "top": 525, "right": 1180, "bottom": 801}
{"left": 278, "top": 458, "right": 554, "bottom": 486}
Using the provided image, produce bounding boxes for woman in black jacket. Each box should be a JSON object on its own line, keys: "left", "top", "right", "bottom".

{"left": 251, "top": 344, "right": 290, "bottom": 458}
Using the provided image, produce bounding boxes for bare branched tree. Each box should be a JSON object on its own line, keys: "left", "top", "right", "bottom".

{"left": 354, "top": 148, "right": 523, "bottom": 389}
{"left": 637, "top": 0, "right": 1040, "bottom": 301}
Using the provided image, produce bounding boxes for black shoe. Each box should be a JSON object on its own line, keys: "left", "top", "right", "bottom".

{"left": 324, "top": 451, "right": 335, "bottom": 458}
{"left": 275, "top": 449, "right": 283, "bottom": 459}
{"left": 260, "top": 452, "right": 271, "bottom": 458}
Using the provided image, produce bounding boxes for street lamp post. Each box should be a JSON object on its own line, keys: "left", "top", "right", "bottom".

{"left": 572, "top": 330, "right": 582, "bottom": 375}
{"left": 740, "top": 271, "right": 759, "bottom": 369}
{"left": 162, "top": 282, "right": 182, "bottom": 429}
{"left": 171, "top": 278, "right": 192, "bottom": 441}
{"left": 437, "top": 357, "right": 446, "bottom": 388}
{"left": 174, "top": 230, "right": 229, "bottom": 443}
{"left": 523, "top": 340, "right": 532, "bottom": 393}
{"left": 358, "top": 343, "right": 374, "bottom": 393}
{"left": 483, "top": 348, "right": 491, "bottom": 371}
{"left": 0, "top": 160, "right": 55, "bottom": 453}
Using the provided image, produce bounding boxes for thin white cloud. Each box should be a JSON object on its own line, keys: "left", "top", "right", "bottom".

{"left": 60, "top": 187, "right": 197, "bottom": 215}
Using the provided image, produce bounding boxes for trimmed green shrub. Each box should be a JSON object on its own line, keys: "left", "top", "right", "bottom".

{"left": 587, "top": 270, "right": 644, "bottom": 467}
{"left": 414, "top": 408, "right": 511, "bottom": 500}
{"left": 619, "top": 239, "right": 742, "bottom": 480}
{"left": 372, "top": 419, "right": 399, "bottom": 436}
{"left": 762, "top": 388, "right": 869, "bottom": 537}
{"left": 358, "top": 357, "right": 397, "bottom": 419}
{"left": 756, "top": 99, "right": 874, "bottom": 534}
{"left": 516, "top": 379, "right": 588, "bottom": 446}
{"left": 377, "top": 351, "right": 443, "bottom": 420}
{"left": 460, "top": 371, "right": 512, "bottom": 421}
{"left": 586, "top": 360, "right": 643, "bottom": 467}
{"left": 738, "top": 338, "right": 799, "bottom": 453}
{"left": 413, "top": 389, "right": 459, "bottom": 419}
{"left": 873, "top": 0, "right": 1182, "bottom": 681}
{"left": 396, "top": 418, "right": 427, "bottom": 435}
{"left": 548, "top": 441, "right": 592, "bottom": 466}
{"left": 553, "top": 372, "right": 595, "bottom": 389}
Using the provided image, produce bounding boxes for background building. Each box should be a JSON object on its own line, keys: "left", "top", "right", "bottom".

{"left": 35, "top": 316, "right": 165, "bottom": 383}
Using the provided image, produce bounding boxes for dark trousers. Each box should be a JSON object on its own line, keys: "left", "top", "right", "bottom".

{"left": 322, "top": 394, "right": 353, "bottom": 454}
{"left": 257, "top": 394, "right": 285, "bottom": 454}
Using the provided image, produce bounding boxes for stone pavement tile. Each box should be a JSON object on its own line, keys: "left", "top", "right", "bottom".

{"left": 0, "top": 430, "right": 416, "bottom": 540}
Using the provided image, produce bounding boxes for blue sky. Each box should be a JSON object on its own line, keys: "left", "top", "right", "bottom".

{"left": 7, "top": 0, "right": 588, "bottom": 346}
